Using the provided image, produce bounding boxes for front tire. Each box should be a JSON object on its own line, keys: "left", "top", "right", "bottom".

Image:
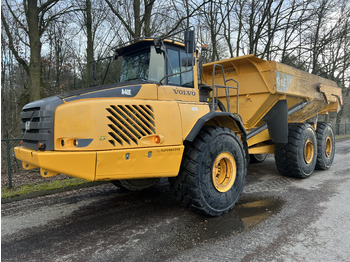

{"left": 275, "top": 123, "right": 317, "bottom": 178}
{"left": 316, "top": 122, "right": 335, "bottom": 170}
{"left": 170, "top": 126, "right": 246, "bottom": 216}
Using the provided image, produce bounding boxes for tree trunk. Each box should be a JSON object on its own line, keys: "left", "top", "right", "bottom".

{"left": 248, "top": 0, "right": 256, "bottom": 54}
{"left": 236, "top": 0, "right": 244, "bottom": 57}
{"left": 86, "top": 0, "right": 94, "bottom": 85}
{"left": 133, "top": 0, "right": 141, "bottom": 38}
{"left": 27, "top": 0, "right": 42, "bottom": 101}
{"left": 143, "top": 0, "right": 154, "bottom": 37}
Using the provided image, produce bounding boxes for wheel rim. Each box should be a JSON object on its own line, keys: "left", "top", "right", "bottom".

{"left": 325, "top": 135, "right": 332, "bottom": 158}
{"left": 212, "top": 152, "right": 236, "bottom": 192}
{"left": 304, "top": 138, "right": 314, "bottom": 164}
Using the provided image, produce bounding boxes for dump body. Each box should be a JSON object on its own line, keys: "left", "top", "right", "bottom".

{"left": 202, "top": 55, "right": 342, "bottom": 155}
{"left": 202, "top": 55, "right": 342, "bottom": 130}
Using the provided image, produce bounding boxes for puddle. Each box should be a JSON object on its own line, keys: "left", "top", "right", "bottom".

{"left": 196, "top": 197, "right": 284, "bottom": 242}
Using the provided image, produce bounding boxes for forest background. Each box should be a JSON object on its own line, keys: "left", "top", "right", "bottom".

{"left": 2, "top": 0, "right": 350, "bottom": 137}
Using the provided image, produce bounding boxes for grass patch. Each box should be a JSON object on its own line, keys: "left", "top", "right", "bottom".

{"left": 335, "top": 134, "right": 350, "bottom": 140}
{"left": 1, "top": 178, "right": 90, "bottom": 199}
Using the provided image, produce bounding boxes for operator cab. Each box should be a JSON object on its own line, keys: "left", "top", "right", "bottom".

{"left": 92, "top": 38, "right": 195, "bottom": 88}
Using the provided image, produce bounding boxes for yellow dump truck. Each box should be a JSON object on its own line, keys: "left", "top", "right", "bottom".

{"left": 15, "top": 30, "right": 342, "bottom": 216}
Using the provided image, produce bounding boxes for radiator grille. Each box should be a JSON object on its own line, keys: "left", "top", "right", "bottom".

{"left": 106, "top": 105, "right": 155, "bottom": 147}
{"left": 19, "top": 96, "right": 63, "bottom": 150}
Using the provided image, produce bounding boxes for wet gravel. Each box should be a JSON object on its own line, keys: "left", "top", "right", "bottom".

{"left": 2, "top": 139, "right": 350, "bottom": 262}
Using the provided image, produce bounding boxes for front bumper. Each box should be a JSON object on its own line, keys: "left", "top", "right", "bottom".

{"left": 14, "top": 146, "right": 184, "bottom": 181}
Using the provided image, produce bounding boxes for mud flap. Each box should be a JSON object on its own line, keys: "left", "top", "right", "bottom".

{"left": 262, "top": 100, "right": 288, "bottom": 144}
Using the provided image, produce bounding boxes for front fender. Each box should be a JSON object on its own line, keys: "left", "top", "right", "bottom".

{"left": 185, "top": 111, "right": 247, "bottom": 142}
{"left": 184, "top": 111, "right": 248, "bottom": 163}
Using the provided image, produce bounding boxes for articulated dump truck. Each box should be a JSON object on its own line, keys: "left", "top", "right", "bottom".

{"left": 15, "top": 30, "right": 342, "bottom": 216}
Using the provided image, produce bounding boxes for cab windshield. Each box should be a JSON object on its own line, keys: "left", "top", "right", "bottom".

{"left": 93, "top": 46, "right": 165, "bottom": 86}
{"left": 120, "top": 50, "right": 150, "bottom": 82}
{"left": 91, "top": 43, "right": 193, "bottom": 87}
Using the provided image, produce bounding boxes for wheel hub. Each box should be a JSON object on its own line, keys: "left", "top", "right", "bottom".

{"left": 325, "top": 135, "right": 332, "bottom": 158}
{"left": 304, "top": 138, "right": 314, "bottom": 164}
{"left": 212, "top": 152, "right": 236, "bottom": 192}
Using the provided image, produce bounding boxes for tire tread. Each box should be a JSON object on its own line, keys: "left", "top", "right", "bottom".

{"left": 170, "top": 126, "right": 246, "bottom": 216}
{"left": 275, "top": 123, "right": 316, "bottom": 178}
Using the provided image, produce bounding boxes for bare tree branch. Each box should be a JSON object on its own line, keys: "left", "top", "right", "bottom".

{"left": 105, "top": 0, "right": 135, "bottom": 38}
{"left": 1, "top": 10, "right": 29, "bottom": 74}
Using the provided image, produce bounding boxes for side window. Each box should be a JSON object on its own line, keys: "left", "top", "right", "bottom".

{"left": 167, "top": 48, "right": 194, "bottom": 87}
{"left": 149, "top": 47, "right": 165, "bottom": 82}
{"left": 180, "top": 50, "right": 194, "bottom": 87}
{"left": 167, "top": 49, "right": 180, "bottom": 85}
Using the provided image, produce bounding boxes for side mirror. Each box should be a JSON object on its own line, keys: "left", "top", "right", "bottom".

{"left": 184, "top": 30, "right": 195, "bottom": 53}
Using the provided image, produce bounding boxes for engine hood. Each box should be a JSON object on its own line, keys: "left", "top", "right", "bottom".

{"left": 59, "top": 80, "right": 151, "bottom": 102}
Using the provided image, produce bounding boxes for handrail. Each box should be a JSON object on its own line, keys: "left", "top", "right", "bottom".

{"left": 226, "top": 78, "right": 239, "bottom": 115}
{"left": 212, "top": 64, "right": 225, "bottom": 111}
{"left": 211, "top": 64, "right": 239, "bottom": 115}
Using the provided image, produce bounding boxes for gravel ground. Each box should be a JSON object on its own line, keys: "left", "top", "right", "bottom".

{"left": 2, "top": 139, "right": 349, "bottom": 262}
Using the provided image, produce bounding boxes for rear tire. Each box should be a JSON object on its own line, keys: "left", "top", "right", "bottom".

{"left": 275, "top": 123, "right": 317, "bottom": 178}
{"left": 170, "top": 126, "right": 246, "bottom": 216}
{"left": 111, "top": 178, "right": 159, "bottom": 191}
{"left": 315, "top": 122, "right": 335, "bottom": 170}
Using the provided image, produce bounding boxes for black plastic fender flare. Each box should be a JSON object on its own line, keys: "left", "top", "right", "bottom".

{"left": 185, "top": 111, "right": 248, "bottom": 161}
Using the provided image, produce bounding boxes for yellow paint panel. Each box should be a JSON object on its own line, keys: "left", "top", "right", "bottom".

{"left": 248, "top": 144, "right": 274, "bottom": 154}
{"left": 96, "top": 146, "right": 184, "bottom": 180}
{"left": 135, "top": 84, "right": 158, "bottom": 99}
{"left": 247, "top": 129, "right": 270, "bottom": 147}
{"left": 243, "top": 94, "right": 280, "bottom": 128}
{"left": 152, "top": 101, "right": 183, "bottom": 145}
{"left": 54, "top": 99, "right": 183, "bottom": 151}
{"left": 178, "top": 102, "right": 210, "bottom": 140}
{"left": 15, "top": 145, "right": 185, "bottom": 181}
{"left": 14, "top": 146, "right": 96, "bottom": 181}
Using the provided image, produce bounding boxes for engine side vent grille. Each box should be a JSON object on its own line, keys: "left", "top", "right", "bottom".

{"left": 106, "top": 105, "right": 155, "bottom": 147}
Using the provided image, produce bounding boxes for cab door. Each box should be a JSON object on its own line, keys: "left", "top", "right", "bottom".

{"left": 158, "top": 47, "right": 199, "bottom": 102}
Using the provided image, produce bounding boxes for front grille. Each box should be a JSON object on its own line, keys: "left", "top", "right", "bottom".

{"left": 20, "top": 96, "right": 63, "bottom": 150}
{"left": 20, "top": 107, "right": 52, "bottom": 150}
{"left": 106, "top": 105, "right": 156, "bottom": 147}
